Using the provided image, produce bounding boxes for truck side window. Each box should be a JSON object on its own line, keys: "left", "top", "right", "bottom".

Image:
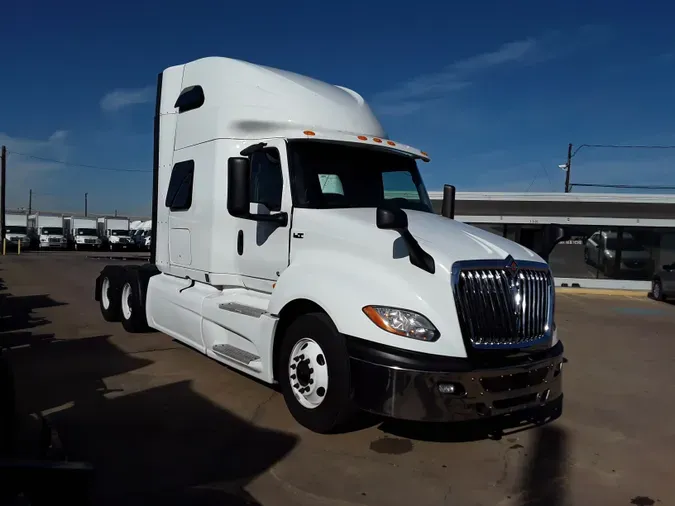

{"left": 165, "top": 160, "right": 195, "bottom": 211}
{"left": 250, "top": 149, "right": 283, "bottom": 212}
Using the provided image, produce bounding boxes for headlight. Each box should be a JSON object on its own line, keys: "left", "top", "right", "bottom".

{"left": 362, "top": 306, "right": 439, "bottom": 341}
{"left": 40, "top": 237, "right": 48, "bottom": 242}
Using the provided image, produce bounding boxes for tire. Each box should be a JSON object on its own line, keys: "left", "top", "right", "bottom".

{"left": 652, "top": 278, "right": 665, "bottom": 301}
{"left": 278, "top": 312, "right": 356, "bottom": 433}
{"left": 120, "top": 272, "right": 149, "bottom": 333}
{"left": 99, "top": 274, "right": 121, "bottom": 322}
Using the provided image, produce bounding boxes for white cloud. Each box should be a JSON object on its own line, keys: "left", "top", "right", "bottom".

{"left": 100, "top": 85, "right": 154, "bottom": 112}
{"left": 373, "top": 25, "right": 610, "bottom": 116}
{"left": 0, "top": 130, "right": 70, "bottom": 210}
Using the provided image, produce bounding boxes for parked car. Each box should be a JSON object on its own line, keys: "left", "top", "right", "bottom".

{"left": 584, "top": 230, "right": 652, "bottom": 277}
{"left": 651, "top": 263, "right": 675, "bottom": 301}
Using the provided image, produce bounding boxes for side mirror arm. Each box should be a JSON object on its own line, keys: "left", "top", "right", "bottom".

{"left": 398, "top": 229, "right": 435, "bottom": 274}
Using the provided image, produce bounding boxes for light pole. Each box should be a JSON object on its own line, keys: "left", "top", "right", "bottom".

{"left": 564, "top": 143, "right": 572, "bottom": 193}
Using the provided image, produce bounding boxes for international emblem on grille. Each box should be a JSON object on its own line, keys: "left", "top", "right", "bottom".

{"left": 505, "top": 256, "right": 523, "bottom": 324}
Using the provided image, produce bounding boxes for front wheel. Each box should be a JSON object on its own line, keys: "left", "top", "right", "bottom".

{"left": 278, "top": 312, "right": 356, "bottom": 433}
{"left": 652, "top": 279, "right": 665, "bottom": 301}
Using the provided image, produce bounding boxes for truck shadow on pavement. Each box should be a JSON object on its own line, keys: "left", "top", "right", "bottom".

{"left": 7, "top": 334, "right": 298, "bottom": 506}
{"left": 0, "top": 276, "right": 298, "bottom": 506}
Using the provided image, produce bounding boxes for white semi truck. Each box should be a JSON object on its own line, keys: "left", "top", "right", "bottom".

{"left": 65, "top": 216, "right": 101, "bottom": 250}
{"left": 94, "top": 56, "right": 564, "bottom": 433}
{"left": 136, "top": 220, "right": 152, "bottom": 251}
{"left": 96, "top": 217, "right": 132, "bottom": 251}
{"left": 28, "top": 213, "right": 67, "bottom": 250}
{"left": 5, "top": 213, "right": 31, "bottom": 250}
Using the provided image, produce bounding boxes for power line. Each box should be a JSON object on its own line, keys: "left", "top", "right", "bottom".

{"left": 7, "top": 151, "right": 151, "bottom": 173}
{"left": 571, "top": 183, "right": 675, "bottom": 191}
{"left": 572, "top": 143, "right": 675, "bottom": 158}
{"left": 525, "top": 161, "right": 555, "bottom": 192}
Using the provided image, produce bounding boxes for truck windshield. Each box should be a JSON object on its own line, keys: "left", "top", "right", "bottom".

{"left": 110, "top": 230, "right": 128, "bottom": 236}
{"left": 287, "top": 140, "right": 434, "bottom": 212}
{"left": 41, "top": 227, "right": 62, "bottom": 235}
{"left": 6, "top": 226, "right": 25, "bottom": 234}
{"left": 77, "top": 228, "right": 97, "bottom": 236}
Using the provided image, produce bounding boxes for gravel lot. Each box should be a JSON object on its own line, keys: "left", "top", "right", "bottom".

{"left": 1, "top": 250, "right": 673, "bottom": 506}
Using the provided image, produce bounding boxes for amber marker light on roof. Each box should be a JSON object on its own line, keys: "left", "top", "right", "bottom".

{"left": 303, "top": 130, "right": 316, "bottom": 136}
{"left": 357, "top": 135, "right": 368, "bottom": 140}
{"left": 373, "top": 138, "right": 382, "bottom": 143}
{"left": 387, "top": 140, "right": 396, "bottom": 146}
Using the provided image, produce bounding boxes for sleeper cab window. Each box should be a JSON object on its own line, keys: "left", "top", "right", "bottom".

{"left": 174, "top": 85, "right": 205, "bottom": 113}
{"left": 250, "top": 149, "right": 283, "bottom": 212}
{"left": 165, "top": 160, "right": 195, "bottom": 211}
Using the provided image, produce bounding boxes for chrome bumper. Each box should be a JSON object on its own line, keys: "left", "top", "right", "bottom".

{"left": 347, "top": 338, "right": 564, "bottom": 423}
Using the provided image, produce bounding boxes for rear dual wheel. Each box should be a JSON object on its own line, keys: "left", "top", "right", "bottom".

{"left": 99, "top": 275, "right": 120, "bottom": 322}
{"left": 120, "top": 277, "right": 149, "bottom": 333}
{"left": 98, "top": 270, "right": 149, "bottom": 332}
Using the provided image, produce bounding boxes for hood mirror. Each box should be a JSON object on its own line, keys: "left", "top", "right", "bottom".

{"left": 376, "top": 205, "right": 408, "bottom": 231}
{"left": 377, "top": 203, "right": 435, "bottom": 274}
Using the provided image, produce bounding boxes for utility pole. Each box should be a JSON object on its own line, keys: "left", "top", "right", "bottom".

{"left": 1, "top": 146, "right": 6, "bottom": 239}
{"left": 28, "top": 189, "right": 32, "bottom": 215}
{"left": 84, "top": 192, "right": 88, "bottom": 217}
{"left": 564, "top": 143, "right": 572, "bottom": 193}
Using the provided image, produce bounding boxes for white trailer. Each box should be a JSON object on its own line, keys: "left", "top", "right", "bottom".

{"left": 5, "top": 213, "right": 31, "bottom": 250}
{"left": 28, "top": 213, "right": 67, "bottom": 249}
{"left": 94, "top": 56, "right": 564, "bottom": 433}
{"left": 65, "top": 216, "right": 101, "bottom": 250}
{"left": 97, "top": 217, "right": 132, "bottom": 251}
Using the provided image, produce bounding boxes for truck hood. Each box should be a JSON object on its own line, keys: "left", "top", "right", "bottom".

{"left": 293, "top": 207, "right": 543, "bottom": 268}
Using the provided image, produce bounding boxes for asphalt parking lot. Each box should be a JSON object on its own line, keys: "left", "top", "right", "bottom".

{"left": 1, "top": 251, "right": 674, "bottom": 506}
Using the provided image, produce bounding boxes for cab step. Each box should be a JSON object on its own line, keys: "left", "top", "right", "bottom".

{"left": 212, "top": 344, "right": 260, "bottom": 365}
{"left": 218, "top": 302, "right": 266, "bottom": 318}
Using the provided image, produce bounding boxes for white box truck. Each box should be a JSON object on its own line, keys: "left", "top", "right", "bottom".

{"left": 65, "top": 216, "right": 101, "bottom": 250}
{"left": 94, "top": 56, "right": 564, "bottom": 433}
{"left": 97, "top": 217, "right": 132, "bottom": 251}
{"left": 5, "top": 212, "right": 31, "bottom": 250}
{"left": 28, "top": 213, "right": 67, "bottom": 250}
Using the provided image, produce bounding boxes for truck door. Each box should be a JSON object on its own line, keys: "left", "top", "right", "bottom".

{"left": 237, "top": 140, "right": 292, "bottom": 293}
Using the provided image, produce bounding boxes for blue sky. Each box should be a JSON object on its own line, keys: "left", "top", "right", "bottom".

{"left": 3, "top": 0, "right": 675, "bottom": 216}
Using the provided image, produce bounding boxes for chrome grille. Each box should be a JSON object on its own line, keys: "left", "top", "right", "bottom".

{"left": 451, "top": 257, "right": 554, "bottom": 349}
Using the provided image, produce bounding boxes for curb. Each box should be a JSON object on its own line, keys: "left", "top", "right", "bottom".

{"left": 556, "top": 287, "right": 648, "bottom": 297}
